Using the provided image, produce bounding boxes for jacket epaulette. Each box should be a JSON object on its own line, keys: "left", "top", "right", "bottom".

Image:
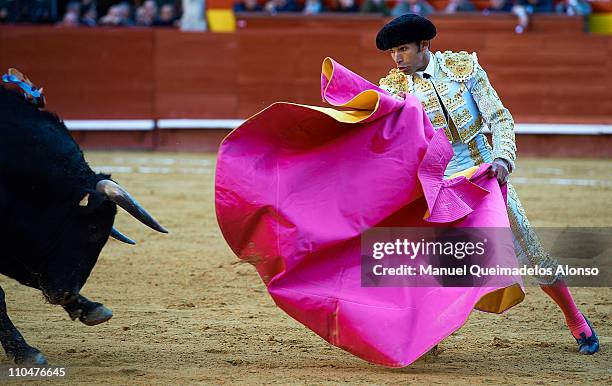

{"left": 435, "top": 51, "right": 479, "bottom": 82}
{"left": 379, "top": 68, "right": 409, "bottom": 96}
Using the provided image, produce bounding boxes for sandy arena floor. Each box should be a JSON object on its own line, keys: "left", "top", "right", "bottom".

{"left": 1, "top": 152, "right": 610, "bottom": 385}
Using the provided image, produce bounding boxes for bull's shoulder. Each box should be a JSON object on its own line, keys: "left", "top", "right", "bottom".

{"left": 379, "top": 68, "right": 409, "bottom": 95}
{"left": 435, "top": 50, "right": 479, "bottom": 82}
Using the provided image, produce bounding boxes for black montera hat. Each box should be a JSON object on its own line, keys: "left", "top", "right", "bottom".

{"left": 376, "top": 14, "right": 437, "bottom": 51}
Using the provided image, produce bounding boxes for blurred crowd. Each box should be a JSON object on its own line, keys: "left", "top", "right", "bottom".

{"left": 0, "top": 0, "right": 594, "bottom": 30}
{"left": 237, "top": 0, "right": 592, "bottom": 20}
{"left": 0, "top": 0, "right": 180, "bottom": 26}
{"left": 237, "top": 0, "right": 593, "bottom": 33}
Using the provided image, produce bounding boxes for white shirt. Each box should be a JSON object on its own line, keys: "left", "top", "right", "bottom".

{"left": 415, "top": 51, "right": 436, "bottom": 79}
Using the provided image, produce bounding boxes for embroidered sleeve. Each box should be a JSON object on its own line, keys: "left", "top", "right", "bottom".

{"left": 379, "top": 68, "right": 410, "bottom": 99}
{"left": 469, "top": 63, "right": 517, "bottom": 171}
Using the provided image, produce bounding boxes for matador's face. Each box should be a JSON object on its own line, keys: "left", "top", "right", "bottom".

{"left": 388, "top": 41, "right": 429, "bottom": 75}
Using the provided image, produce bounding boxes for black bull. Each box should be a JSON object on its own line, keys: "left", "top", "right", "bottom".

{"left": 0, "top": 86, "right": 167, "bottom": 365}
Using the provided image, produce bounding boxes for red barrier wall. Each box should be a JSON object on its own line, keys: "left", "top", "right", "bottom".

{"left": 0, "top": 27, "right": 155, "bottom": 119}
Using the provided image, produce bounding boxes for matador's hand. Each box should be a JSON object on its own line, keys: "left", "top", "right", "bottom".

{"left": 393, "top": 91, "right": 407, "bottom": 101}
{"left": 488, "top": 158, "right": 510, "bottom": 185}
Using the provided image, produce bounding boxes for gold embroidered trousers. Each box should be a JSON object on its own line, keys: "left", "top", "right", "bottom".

{"left": 443, "top": 133, "right": 561, "bottom": 284}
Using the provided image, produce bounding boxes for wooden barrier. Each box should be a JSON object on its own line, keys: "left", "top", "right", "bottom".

{"left": 0, "top": 27, "right": 154, "bottom": 119}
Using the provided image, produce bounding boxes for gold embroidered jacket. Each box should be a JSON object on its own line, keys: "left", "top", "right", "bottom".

{"left": 379, "top": 50, "right": 516, "bottom": 170}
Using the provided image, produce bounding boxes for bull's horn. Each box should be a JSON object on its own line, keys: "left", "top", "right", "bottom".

{"left": 110, "top": 227, "right": 136, "bottom": 245}
{"left": 96, "top": 180, "right": 168, "bottom": 233}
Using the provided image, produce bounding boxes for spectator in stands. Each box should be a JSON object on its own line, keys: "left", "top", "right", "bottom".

{"left": 99, "top": 5, "right": 121, "bottom": 25}
{"left": 143, "top": 0, "right": 158, "bottom": 23}
{"left": 445, "top": 0, "right": 477, "bottom": 13}
{"left": 118, "top": 1, "right": 133, "bottom": 23}
{"left": 391, "top": 0, "right": 435, "bottom": 17}
{"left": 483, "top": 0, "right": 513, "bottom": 13}
{"left": 264, "top": 0, "right": 300, "bottom": 13}
{"left": 233, "top": 0, "right": 263, "bottom": 12}
{"left": 515, "top": 0, "right": 553, "bottom": 13}
{"left": 79, "top": 0, "right": 95, "bottom": 13}
{"left": 80, "top": 4, "right": 98, "bottom": 26}
{"left": 513, "top": 0, "right": 552, "bottom": 33}
{"left": 5, "top": 0, "right": 52, "bottom": 23}
{"left": 136, "top": 0, "right": 167, "bottom": 26}
{"left": 360, "top": 0, "right": 390, "bottom": 16}
{"left": 0, "top": 0, "right": 11, "bottom": 22}
{"left": 303, "top": 0, "right": 324, "bottom": 14}
{"left": 99, "top": 2, "right": 133, "bottom": 25}
{"left": 57, "top": 10, "right": 79, "bottom": 27}
{"left": 483, "top": 0, "right": 527, "bottom": 33}
{"left": 135, "top": 4, "right": 151, "bottom": 25}
{"left": 60, "top": 10, "right": 79, "bottom": 25}
{"left": 154, "top": 3, "right": 176, "bottom": 25}
{"left": 332, "top": 0, "right": 358, "bottom": 12}
{"left": 79, "top": 0, "right": 98, "bottom": 27}
{"left": 180, "top": 0, "right": 206, "bottom": 31}
{"left": 555, "top": 0, "right": 591, "bottom": 16}
{"left": 58, "top": 1, "right": 80, "bottom": 26}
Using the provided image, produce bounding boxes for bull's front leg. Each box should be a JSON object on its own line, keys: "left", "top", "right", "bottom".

{"left": 0, "top": 285, "right": 47, "bottom": 365}
{"left": 62, "top": 295, "right": 112, "bottom": 326}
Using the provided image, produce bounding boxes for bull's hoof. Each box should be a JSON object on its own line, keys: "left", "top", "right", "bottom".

{"left": 79, "top": 304, "right": 113, "bottom": 326}
{"left": 12, "top": 347, "right": 48, "bottom": 366}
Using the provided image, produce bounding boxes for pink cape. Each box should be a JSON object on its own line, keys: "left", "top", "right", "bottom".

{"left": 215, "top": 58, "right": 524, "bottom": 367}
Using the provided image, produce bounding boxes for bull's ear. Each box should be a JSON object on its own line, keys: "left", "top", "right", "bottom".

{"left": 77, "top": 191, "right": 108, "bottom": 213}
{"left": 79, "top": 193, "right": 90, "bottom": 207}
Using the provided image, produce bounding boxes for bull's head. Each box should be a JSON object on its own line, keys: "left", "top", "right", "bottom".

{"left": 0, "top": 83, "right": 168, "bottom": 306}
{"left": 38, "top": 178, "right": 167, "bottom": 305}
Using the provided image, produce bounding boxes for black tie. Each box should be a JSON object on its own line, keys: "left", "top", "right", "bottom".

{"left": 423, "top": 73, "right": 449, "bottom": 122}
{"left": 423, "top": 73, "right": 461, "bottom": 142}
